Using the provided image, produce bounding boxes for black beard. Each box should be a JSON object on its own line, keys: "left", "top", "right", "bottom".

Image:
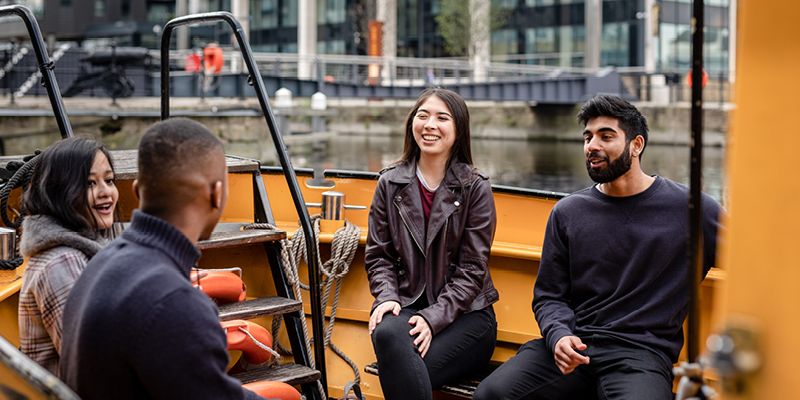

{"left": 586, "top": 142, "right": 633, "bottom": 183}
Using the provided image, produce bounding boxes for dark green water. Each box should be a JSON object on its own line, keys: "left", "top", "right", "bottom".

{"left": 267, "top": 135, "right": 725, "bottom": 203}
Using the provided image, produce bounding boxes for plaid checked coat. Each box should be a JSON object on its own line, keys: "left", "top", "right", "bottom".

{"left": 18, "top": 215, "right": 111, "bottom": 376}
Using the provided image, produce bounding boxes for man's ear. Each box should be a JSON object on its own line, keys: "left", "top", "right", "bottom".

{"left": 132, "top": 179, "right": 140, "bottom": 201}
{"left": 632, "top": 135, "right": 645, "bottom": 156}
{"left": 211, "top": 180, "right": 223, "bottom": 210}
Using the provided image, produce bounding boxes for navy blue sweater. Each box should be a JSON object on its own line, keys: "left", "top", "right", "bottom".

{"left": 533, "top": 177, "right": 721, "bottom": 363}
{"left": 60, "top": 211, "right": 262, "bottom": 400}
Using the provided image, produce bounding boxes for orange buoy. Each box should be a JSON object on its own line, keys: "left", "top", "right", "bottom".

{"left": 192, "top": 270, "right": 246, "bottom": 304}
{"left": 242, "top": 381, "right": 301, "bottom": 400}
{"left": 203, "top": 43, "right": 224, "bottom": 74}
{"left": 222, "top": 320, "right": 274, "bottom": 366}
{"left": 686, "top": 68, "right": 709, "bottom": 88}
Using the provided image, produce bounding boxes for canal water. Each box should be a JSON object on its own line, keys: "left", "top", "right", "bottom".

{"left": 265, "top": 134, "right": 726, "bottom": 203}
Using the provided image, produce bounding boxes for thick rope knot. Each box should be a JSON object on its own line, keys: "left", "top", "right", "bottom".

{"left": 0, "top": 152, "right": 40, "bottom": 228}
{"left": 247, "top": 216, "right": 362, "bottom": 392}
{"left": 0, "top": 151, "right": 41, "bottom": 270}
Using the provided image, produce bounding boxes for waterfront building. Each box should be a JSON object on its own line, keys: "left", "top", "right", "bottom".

{"left": 0, "top": 0, "right": 734, "bottom": 79}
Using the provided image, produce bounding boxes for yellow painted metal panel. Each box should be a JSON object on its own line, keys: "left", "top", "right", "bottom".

{"left": 0, "top": 292, "right": 20, "bottom": 347}
{"left": 716, "top": 0, "right": 800, "bottom": 398}
{"left": 221, "top": 173, "right": 256, "bottom": 223}
{"left": 115, "top": 171, "right": 254, "bottom": 223}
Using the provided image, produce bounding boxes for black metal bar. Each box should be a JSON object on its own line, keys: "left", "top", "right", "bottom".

{"left": 0, "top": 5, "right": 72, "bottom": 138}
{"left": 252, "top": 170, "right": 275, "bottom": 225}
{"left": 263, "top": 241, "right": 322, "bottom": 400}
{"left": 688, "top": 0, "right": 705, "bottom": 364}
{"left": 159, "top": 12, "right": 328, "bottom": 395}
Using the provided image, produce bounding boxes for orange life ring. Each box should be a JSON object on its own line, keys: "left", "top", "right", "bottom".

{"left": 222, "top": 320, "right": 274, "bottom": 366}
{"left": 242, "top": 381, "right": 301, "bottom": 400}
{"left": 192, "top": 270, "right": 246, "bottom": 304}
{"left": 203, "top": 44, "right": 224, "bottom": 74}
{"left": 686, "top": 68, "right": 709, "bottom": 88}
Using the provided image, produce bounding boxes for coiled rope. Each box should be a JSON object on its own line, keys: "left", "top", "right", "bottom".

{"left": 0, "top": 152, "right": 41, "bottom": 270}
{"left": 245, "top": 217, "right": 361, "bottom": 399}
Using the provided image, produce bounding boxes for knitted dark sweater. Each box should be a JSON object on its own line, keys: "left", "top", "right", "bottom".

{"left": 533, "top": 177, "right": 722, "bottom": 363}
{"left": 60, "top": 210, "right": 262, "bottom": 400}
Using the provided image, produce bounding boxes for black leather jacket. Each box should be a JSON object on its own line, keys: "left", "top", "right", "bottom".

{"left": 365, "top": 160, "right": 499, "bottom": 335}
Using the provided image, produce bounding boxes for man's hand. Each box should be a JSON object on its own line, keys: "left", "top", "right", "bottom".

{"left": 368, "top": 301, "right": 401, "bottom": 334}
{"left": 190, "top": 269, "right": 208, "bottom": 284}
{"left": 554, "top": 335, "right": 590, "bottom": 375}
{"left": 408, "top": 316, "right": 432, "bottom": 358}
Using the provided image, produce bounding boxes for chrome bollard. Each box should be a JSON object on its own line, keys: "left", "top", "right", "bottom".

{"left": 321, "top": 191, "right": 345, "bottom": 221}
{"left": 0, "top": 227, "right": 16, "bottom": 261}
{"left": 320, "top": 191, "right": 345, "bottom": 232}
{"left": 306, "top": 191, "right": 365, "bottom": 233}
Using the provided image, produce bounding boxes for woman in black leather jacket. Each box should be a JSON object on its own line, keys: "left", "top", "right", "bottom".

{"left": 366, "top": 88, "right": 499, "bottom": 400}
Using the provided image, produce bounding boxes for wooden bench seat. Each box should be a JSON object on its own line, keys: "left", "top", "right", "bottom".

{"left": 365, "top": 361, "right": 500, "bottom": 399}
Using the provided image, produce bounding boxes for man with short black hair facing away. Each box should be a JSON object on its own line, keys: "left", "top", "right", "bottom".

{"left": 60, "top": 118, "right": 265, "bottom": 399}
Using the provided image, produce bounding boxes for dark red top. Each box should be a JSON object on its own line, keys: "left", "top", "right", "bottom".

{"left": 417, "top": 179, "right": 436, "bottom": 223}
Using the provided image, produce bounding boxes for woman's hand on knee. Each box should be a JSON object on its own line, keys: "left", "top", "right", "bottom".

{"left": 369, "top": 301, "right": 401, "bottom": 334}
{"left": 408, "top": 316, "right": 432, "bottom": 358}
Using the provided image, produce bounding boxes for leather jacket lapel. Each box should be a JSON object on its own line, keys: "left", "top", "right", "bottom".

{"left": 394, "top": 181, "right": 426, "bottom": 255}
{"left": 425, "top": 187, "right": 458, "bottom": 252}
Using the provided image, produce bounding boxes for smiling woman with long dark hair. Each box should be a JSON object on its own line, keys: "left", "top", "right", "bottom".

{"left": 365, "top": 88, "right": 499, "bottom": 399}
{"left": 18, "top": 137, "right": 119, "bottom": 375}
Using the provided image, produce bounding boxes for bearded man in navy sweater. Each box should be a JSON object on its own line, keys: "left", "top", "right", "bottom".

{"left": 475, "top": 95, "right": 722, "bottom": 400}
{"left": 60, "top": 118, "right": 265, "bottom": 399}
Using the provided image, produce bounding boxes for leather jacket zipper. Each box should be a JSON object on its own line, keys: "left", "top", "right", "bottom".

{"left": 398, "top": 206, "right": 424, "bottom": 255}
{"left": 397, "top": 200, "right": 426, "bottom": 306}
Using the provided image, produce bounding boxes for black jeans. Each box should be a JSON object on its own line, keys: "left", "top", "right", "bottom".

{"left": 371, "top": 306, "right": 496, "bottom": 400}
{"left": 474, "top": 336, "right": 673, "bottom": 400}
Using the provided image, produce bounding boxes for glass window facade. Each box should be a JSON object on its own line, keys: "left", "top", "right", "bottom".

{"left": 94, "top": 0, "right": 106, "bottom": 17}
{"left": 247, "top": 0, "right": 365, "bottom": 55}
{"left": 397, "top": 0, "right": 446, "bottom": 57}
{"left": 281, "top": 1, "right": 297, "bottom": 27}
{"left": 318, "top": 0, "right": 346, "bottom": 24}
{"left": 146, "top": 1, "right": 174, "bottom": 24}
{"left": 600, "top": 22, "right": 629, "bottom": 66}
{"left": 657, "top": 0, "right": 732, "bottom": 75}
{"left": 490, "top": 0, "right": 586, "bottom": 66}
{"left": 492, "top": 29, "right": 519, "bottom": 56}
{"left": 251, "top": 0, "right": 279, "bottom": 29}
{"left": 24, "top": 0, "right": 732, "bottom": 77}
{"left": 525, "top": 27, "right": 556, "bottom": 53}
{"left": 494, "top": 0, "right": 518, "bottom": 8}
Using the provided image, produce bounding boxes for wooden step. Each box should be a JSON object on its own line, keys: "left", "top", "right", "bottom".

{"left": 233, "top": 363, "right": 320, "bottom": 386}
{"left": 365, "top": 361, "right": 495, "bottom": 399}
{"left": 198, "top": 223, "right": 286, "bottom": 250}
{"left": 218, "top": 296, "right": 302, "bottom": 321}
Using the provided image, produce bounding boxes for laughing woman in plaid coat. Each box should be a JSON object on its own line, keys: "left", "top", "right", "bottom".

{"left": 18, "top": 138, "right": 119, "bottom": 376}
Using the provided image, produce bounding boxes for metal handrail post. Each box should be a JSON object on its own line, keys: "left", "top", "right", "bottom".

{"left": 0, "top": 5, "right": 72, "bottom": 138}
{"left": 688, "top": 0, "right": 705, "bottom": 364}
{"left": 159, "top": 12, "right": 328, "bottom": 396}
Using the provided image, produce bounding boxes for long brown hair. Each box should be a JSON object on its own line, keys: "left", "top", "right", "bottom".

{"left": 24, "top": 137, "right": 116, "bottom": 236}
{"left": 398, "top": 88, "right": 473, "bottom": 166}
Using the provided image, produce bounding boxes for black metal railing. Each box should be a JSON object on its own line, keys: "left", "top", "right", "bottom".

{"left": 159, "top": 12, "right": 328, "bottom": 396}
{"left": 0, "top": 5, "right": 72, "bottom": 138}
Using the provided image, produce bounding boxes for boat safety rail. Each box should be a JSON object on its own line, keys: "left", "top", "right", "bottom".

{"left": 0, "top": 5, "right": 72, "bottom": 139}
{"left": 158, "top": 12, "right": 328, "bottom": 396}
